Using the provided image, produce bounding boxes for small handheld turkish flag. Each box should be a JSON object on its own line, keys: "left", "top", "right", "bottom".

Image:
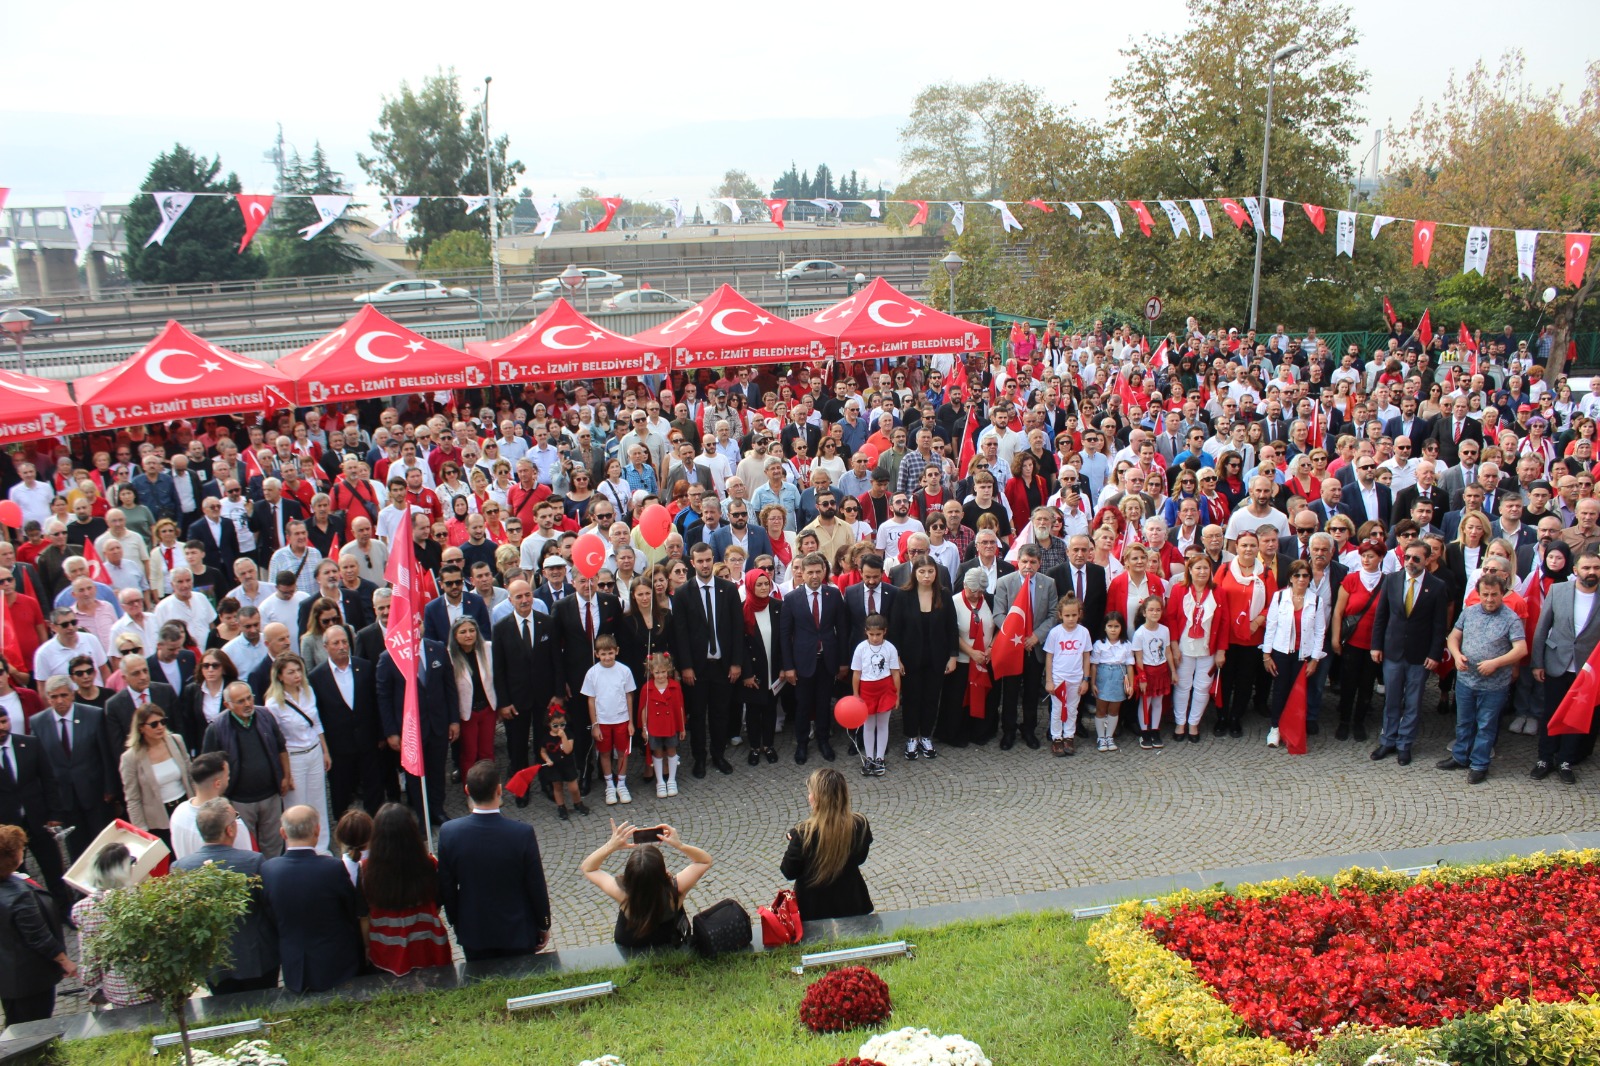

{"left": 990, "top": 605, "right": 1030, "bottom": 680}
{"left": 1549, "top": 640, "right": 1600, "bottom": 737}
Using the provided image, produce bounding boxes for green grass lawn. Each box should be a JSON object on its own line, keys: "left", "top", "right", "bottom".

{"left": 62, "top": 913, "right": 1175, "bottom": 1066}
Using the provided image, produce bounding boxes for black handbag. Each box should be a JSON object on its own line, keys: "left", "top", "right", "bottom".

{"left": 1340, "top": 587, "right": 1375, "bottom": 643}
{"left": 690, "top": 897, "right": 753, "bottom": 958}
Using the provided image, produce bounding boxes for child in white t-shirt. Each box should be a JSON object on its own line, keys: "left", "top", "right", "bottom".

{"left": 580, "top": 634, "right": 637, "bottom": 807}
{"left": 850, "top": 614, "right": 902, "bottom": 776}
{"left": 1043, "top": 596, "right": 1092, "bottom": 756}
{"left": 1131, "top": 595, "right": 1174, "bottom": 751}
{"left": 1090, "top": 614, "right": 1136, "bottom": 752}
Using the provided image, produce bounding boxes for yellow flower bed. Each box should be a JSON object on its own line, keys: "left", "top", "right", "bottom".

{"left": 1087, "top": 850, "right": 1600, "bottom": 1065}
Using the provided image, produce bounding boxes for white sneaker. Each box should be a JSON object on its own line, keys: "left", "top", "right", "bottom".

{"left": 656, "top": 780, "right": 668, "bottom": 798}
{"left": 1266, "top": 727, "right": 1281, "bottom": 748}
{"left": 605, "top": 784, "right": 618, "bottom": 806}
{"left": 1105, "top": 737, "right": 1118, "bottom": 751}
{"left": 1096, "top": 737, "right": 1108, "bottom": 751}
{"left": 666, "top": 780, "right": 678, "bottom": 797}
{"left": 730, "top": 735, "right": 743, "bottom": 748}
{"left": 616, "top": 781, "right": 632, "bottom": 804}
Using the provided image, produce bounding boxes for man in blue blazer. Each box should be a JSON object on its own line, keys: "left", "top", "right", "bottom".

{"left": 259, "top": 805, "right": 364, "bottom": 993}
{"left": 29, "top": 679, "right": 118, "bottom": 859}
{"left": 777, "top": 550, "right": 849, "bottom": 764}
{"left": 436, "top": 762, "right": 551, "bottom": 962}
{"left": 377, "top": 636, "right": 456, "bottom": 826}
{"left": 421, "top": 564, "right": 491, "bottom": 644}
{"left": 173, "top": 798, "right": 279, "bottom": 994}
{"left": 708, "top": 505, "right": 772, "bottom": 571}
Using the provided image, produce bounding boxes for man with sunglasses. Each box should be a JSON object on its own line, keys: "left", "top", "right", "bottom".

{"left": 1369, "top": 541, "right": 1450, "bottom": 766}
{"left": 421, "top": 565, "right": 490, "bottom": 645}
{"left": 32, "top": 610, "right": 109, "bottom": 696}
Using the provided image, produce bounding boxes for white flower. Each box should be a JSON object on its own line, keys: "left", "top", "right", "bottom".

{"left": 858, "top": 1026, "right": 990, "bottom": 1066}
{"left": 577, "top": 1057, "right": 628, "bottom": 1066}
{"left": 187, "top": 1040, "right": 289, "bottom": 1066}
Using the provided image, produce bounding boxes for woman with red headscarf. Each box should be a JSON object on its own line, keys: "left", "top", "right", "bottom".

{"left": 740, "top": 568, "right": 783, "bottom": 766}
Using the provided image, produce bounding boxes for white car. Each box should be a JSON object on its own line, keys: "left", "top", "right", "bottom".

{"left": 602, "top": 289, "right": 695, "bottom": 312}
{"left": 535, "top": 268, "right": 626, "bottom": 294}
{"left": 776, "top": 259, "right": 845, "bottom": 281}
{"left": 352, "top": 279, "right": 471, "bottom": 304}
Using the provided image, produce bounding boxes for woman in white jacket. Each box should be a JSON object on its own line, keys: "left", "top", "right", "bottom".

{"left": 1259, "top": 560, "right": 1326, "bottom": 750}
{"left": 446, "top": 618, "right": 498, "bottom": 774}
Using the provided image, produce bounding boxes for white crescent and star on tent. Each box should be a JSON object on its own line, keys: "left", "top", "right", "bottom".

{"left": 658, "top": 306, "right": 704, "bottom": 335}
{"left": 866, "top": 300, "right": 925, "bottom": 328}
{"left": 298, "top": 328, "right": 348, "bottom": 363}
{"left": 0, "top": 372, "right": 51, "bottom": 395}
{"left": 541, "top": 325, "right": 592, "bottom": 350}
{"left": 813, "top": 296, "right": 858, "bottom": 324}
{"left": 146, "top": 348, "right": 222, "bottom": 385}
{"left": 711, "top": 309, "right": 761, "bottom": 336}
{"left": 354, "top": 331, "right": 424, "bottom": 364}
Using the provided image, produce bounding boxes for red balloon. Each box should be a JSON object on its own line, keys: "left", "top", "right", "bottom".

{"left": 854, "top": 444, "right": 879, "bottom": 468}
{"left": 639, "top": 503, "right": 672, "bottom": 548}
{"left": 0, "top": 501, "right": 20, "bottom": 528}
{"left": 834, "top": 696, "right": 869, "bottom": 730}
{"left": 573, "top": 533, "right": 608, "bottom": 579}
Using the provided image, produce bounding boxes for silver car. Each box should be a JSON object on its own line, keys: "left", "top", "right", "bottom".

{"left": 352, "top": 279, "right": 470, "bottom": 304}
{"left": 535, "top": 268, "right": 626, "bottom": 294}
{"left": 602, "top": 289, "right": 695, "bottom": 312}
{"left": 776, "top": 259, "right": 845, "bottom": 281}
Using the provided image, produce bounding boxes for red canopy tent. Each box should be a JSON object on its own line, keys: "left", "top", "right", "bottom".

{"left": 467, "top": 298, "right": 666, "bottom": 384}
{"left": 795, "top": 277, "right": 992, "bottom": 359}
{"left": 632, "top": 284, "right": 833, "bottom": 370}
{"left": 276, "top": 305, "right": 491, "bottom": 405}
{"left": 73, "top": 321, "right": 294, "bottom": 432}
{"left": 0, "top": 368, "right": 82, "bottom": 443}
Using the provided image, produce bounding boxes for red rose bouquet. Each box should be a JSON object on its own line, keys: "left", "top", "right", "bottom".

{"left": 799, "top": 966, "right": 893, "bottom": 1034}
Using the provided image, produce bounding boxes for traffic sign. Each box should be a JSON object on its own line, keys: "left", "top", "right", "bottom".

{"left": 1144, "top": 297, "right": 1163, "bottom": 321}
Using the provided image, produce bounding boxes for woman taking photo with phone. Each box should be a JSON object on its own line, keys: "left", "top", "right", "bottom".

{"left": 580, "top": 821, "right": 713, "bottom": 949}
{"left": 780, "top": 767, "right": 873, "bottom": 922}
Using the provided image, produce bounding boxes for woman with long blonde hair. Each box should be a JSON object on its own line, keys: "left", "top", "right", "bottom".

{"left": 779, "top": 767, "right": 873, "bottom": 922}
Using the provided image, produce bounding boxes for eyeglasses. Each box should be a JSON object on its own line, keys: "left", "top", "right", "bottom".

{"left": 55, "top": 620, "right": 78, "bottom": 628}
{"left": 201, "top": 661, "right": 222, "bottom": 670}
{"left": 70, "top": 667, "right": 94, "bottom": 676}
{"left": 144, "top": 718, "right": 166, "bottom": 728}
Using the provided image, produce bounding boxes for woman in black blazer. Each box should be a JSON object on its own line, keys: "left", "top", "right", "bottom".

{"left": 0, "top": 825, "right": 77, "bottom": 1024}
{"left": 779, "top": 768, "right": 872, "bottom": 922}
{"left": 740, "top": 569, "right": 783, "bottom": 766}
{"left": 174, "top": 649, "right": 240, "bottom": 757}
{"left": 886, "top": 557, "right": 959, "bottom": 759}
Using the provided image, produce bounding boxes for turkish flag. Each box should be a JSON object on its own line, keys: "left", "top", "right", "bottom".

{"left": 1279, "top": 663, "right": 1308, "bottom": 754}
{"left": 590, "top": 196, "right": 625, "bottom": 233}
{"left": 236, "top": 194, "right": 274, "bottom": 253}
{"left": 1218, "top": 199, "right": 1249, "bottom": 229}
{"left": 1412, "top": 220, "right": 1436, "bottom": 266}
{"left": 1382, "top": 295, "right": 1398, "bottom": 329}
{"left": 1302, "top": 203, "right": 1326, "bottom": 233}
{"left": 1458, "top": 323, "right": 1476, "bottom": 351}
{"left": 79, "top": 538, "right": 110, "bottom": 585}
{"left": 0, "top": 591, "right": 23, "bottom": 670}
{"left": 956, "top": 400, "right": 979, "bottom": 477}
{"left": 1026, "top": 199, "right": 1054, "bottom": 213}
{"left": 1548, "top": 637, "right": 1600, "bottom": 736}
{"left": 1418, "top": 309, "right": 1432, "bottom": 349}
{"left": 763, "top": 199, "right": 788, "bottom": 229}
{"left": 1126, "top": 200, "right": 1154, "bottom": 237}
{"left": 384, "top": 507, "right": 427, "bottom": 777}
{"left": 1565, "top": 233, "right": 1592, "bottom": 287}
{"left": 991, "top": 605, "right": 1029, "bottom": 679}
{"left": 1151, "top": 339, "right": 1170, "bottom": 368}
{"left": 907, "top": 200, "right": 929, "bottom": 227}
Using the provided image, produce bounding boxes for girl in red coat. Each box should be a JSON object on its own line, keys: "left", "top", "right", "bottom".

{"left": 1164, "top": 556, "right": 1228, "bottom": 741}
{"left": 1213, "top": 532, "right": 1276, "bottom": 738}
{"left": 638, "top": 654, "right": 686, "bottom": 799}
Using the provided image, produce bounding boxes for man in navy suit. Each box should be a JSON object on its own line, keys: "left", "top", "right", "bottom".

{"left": 377, "top": 636, "right": 456, "bottom": 826}
{"left": 531, "top": 556, "right": 572, "bottom": 615}
{"left": 173, "top": 798, "right": 279, "bottom": 994}
{"left": 436, "top": 762, "right": 550, "bottom": 962}
{"left": 842, "top": 555, "right": 897, "bottom": 650}
{"left": 1369, "top": 540, "right": 1450, "bottom": 765}
{"left": 260, "top": 805, "right": 364, "bottom": 993}
{"left": 1339, "top": 454, "right": 1392, "bottom": 527}
{"left": 30, "top": 677, "right": 118, "bottom": 859}
{"left": 186, "top": 497, "right": 240, "bottom": 576}
{"left": 777, "top": 550, "right": 848, "bottom": 764}
{"left": 421, "top": 564, "right": 491, "bottom": 644}
{"left": 0, "top": 702, "right": 71, "bottom": 912}
{"left": 307, "top": 625, "right": 381, "bottom": 818}
{"left": 492, "top": 580, "right": 563, "bottom": 792}
{"left": 671, "top": 542, "right": 747, "bottom": 776}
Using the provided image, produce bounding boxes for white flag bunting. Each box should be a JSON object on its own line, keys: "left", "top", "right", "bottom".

{"left": 990, "top": 200, "right": 1023, "bottom": 232}
{"left": 1516, "top": 230, "right": 1539, "bottom": 281}
{"left": 1093, "top": 200, "right": 1123, "bottom": 237}
{"left": 299, "top": 195, "right": 350, "bottom": 241}
{"left": 64, "top": 192, "right": 102, "bottom": 255}
{"left": 370, "top": 195, "right": 420, "bottom": 236}
{"left": 459, "top": 195, "right": 489, "bottom": 215}
{"left": 144, "top": 191, "right": 195, "bottom": 247}
{"left": 1188, "top": 199, "right": 1213, "bottom": 239}
{"left": 1335, "top": 210, "right": 1356, "bottom": 257}
{"left": 1157, "top": 200, "right": 1189, "bottom": 238}
{"left": 1463, "top": 227, "right": 1491, "bottom": 276}
{"left": 1268, "top": 197, "right": 1286, "bottom": 242}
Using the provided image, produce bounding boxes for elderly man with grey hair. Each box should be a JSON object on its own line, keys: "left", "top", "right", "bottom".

{"left": 173, "top": 796, "right": 281, "bottom": 994}
{"left": 153, "top": 566, "right": 216, "bottom": 646}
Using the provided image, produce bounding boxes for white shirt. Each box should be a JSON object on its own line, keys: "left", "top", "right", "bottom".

{"left": 109, "top": 614, "right": 161, "bottom": 659}
{"left": 7, "top": 481, "right": 54, "bottom": 528}
{"left": 1575, "top": 589, "right": 1597, "bottom": 636}
{"left": 153, "top": 654, "right": 184, "bottom": 693}
{"left": 850, "top": 639, "right": 901, "bottom": 682}
{"left": 154, "top": 593, "right": 217, "bottom": 647}
{"left": 168, "top": 801, "right": 253, "bottom": 861}
{"left": 580, "top": 661, "right": 636, "bottom": 725}
{"left": 267, "top": 688, "right": 323, "bottom": 751}
{"left": 34, "top": 633, "right": 108, "bottom": 681}
{"left": 257, "top": 592, "right": 309, "bottom": 652}
{"left": 331, "top": 660, "right": 355, "bottom": 709}
{"left": 224, "top": 582, "right": 271, "bottom": 610}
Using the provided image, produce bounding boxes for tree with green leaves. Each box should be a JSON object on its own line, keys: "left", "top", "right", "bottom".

{"left": 1379, "top": 52, "right": 1600, "bottom": 378}
{"left": 88, "top": 863, "right": 254, "bottom": 1066}
{"left": 714, "top": 169, "right": 765, "bottom": 200}
{"left": 361, "top": 68, "right": 523, "bottom": 255}
{"left": 899, "top": 80, "right": 1042, "bottom": 200}
{"left": 258, "top": 143, "right": 366, "bottom": 278}
{"left": 122, "top": 145, "right": 266, "bottom": 285}
{"left": 419, "top": 229, "right": 491, "bottom": 273}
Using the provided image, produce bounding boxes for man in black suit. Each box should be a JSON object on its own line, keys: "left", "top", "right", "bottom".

{"left": 260, "top": 805, "right": 364, "bottom": 993}
{"left": 492, "top": 579, "right": 563, "bottom": 795}
{"left": 103, "top": 655, "right": 178, "bottom": 748}
{"left": 955, "top": 530, "right": 1016, "bottom": 600}
{"left": 30, "top": 677, "right": 117, "bottom": 859}
{"left": 1045, "top": 534, "right": 1108, "bottom": 640}
{"left": 1382, "top": 396, "right": 1434, "bottom": 445}
{"left": 0, "top": 703, "right": 70, "bottom": 911}
{"left": 377, "top": 637, "right": 457, "bottom": 826}
{"left": 672, "top": 542, "right": 748, "bottom": 775}
{"left": 775, "top": 550, "right": 847, "bottom": 764}
{"left": 843, "top": 555, "right": 897, "bottom": 650}
{"left": 1392, "top": 463, "right": 1448, "bottom": 530}
{"left": 246, "top": 480, "right": 304, "bottom": 564}
{"left": 1369, "top": 540, "right": 1450, "bottom": 765}
{"left": 1339, "top": 454, "right": 1392, "bottom": 527}
{"left": 353, "top": 588, "right": 391, "bottom": 667}
{"left": 297, "top": 559, "right": 375, "bottom": 637}
{"left": 436, "top": 762, "right": 550, "bottom": 962}
{"left": 173, "top": 798, "right": 279, "bottom": 994}
{"left": 307, "top": 626, "right": 381, "bottom": 818}
{"left": 552, "top": 573, "right": 624, "bottom": 789}
{"left": 1427, "top": 395, "right": 1482, "bottom": 467}
{"left": 186, "top": 497, "right": 239, "bottom": 576}
{"left": 149, "top": 624, "right": 198, "bottom": 700}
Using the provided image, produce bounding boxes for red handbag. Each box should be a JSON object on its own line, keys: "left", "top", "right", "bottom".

{"left": 759, "top": 888, "right": 803, "bottom": 947}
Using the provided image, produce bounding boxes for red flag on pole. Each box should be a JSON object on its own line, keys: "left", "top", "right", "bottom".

{"left": 1412, "top": 220, "right": 1436, "bottom": 266}
{"left": 384, "top": 513, "right": 426, "bottom": 777}
{"left": 1382, "top": 295, "right": 1398, "bottom": 330}
{"left": 991, "top": 605, "right": 1029, "bottom": 679}
{"left": 1460, "top": 323, "right": 1479, "bottom": 376}
{"left": 236, "top": 195, "right": 274, "bottom": 253}
{"left": 1548, "top": 637, "right": 1600, "bottom": 736}
{"left": 1418, "top": 308, "right": 1433, "bottom": 349}
{"left": 79, "top": 538, "right": 110, "bottom": 585}
{"left": 956, "top": 401, "right": 980, "bottom": 477}
{"left": 1151, "top": 339, "right": 1170, "bottom": 369}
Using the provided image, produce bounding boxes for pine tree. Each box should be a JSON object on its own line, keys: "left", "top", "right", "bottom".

{"left": 260, "top": 143, "right": 366, "bottom": 277}
{"left": 122, "top": 145, "right": 267, "bottom": 285}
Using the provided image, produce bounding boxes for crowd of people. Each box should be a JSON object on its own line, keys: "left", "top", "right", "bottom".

{"left": 1, "top": 312, "right": 1597, "bottom": 1022}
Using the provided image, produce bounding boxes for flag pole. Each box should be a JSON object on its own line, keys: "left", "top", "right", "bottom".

{"left": 420, "top": 772, "right": 434, "bottom": 854}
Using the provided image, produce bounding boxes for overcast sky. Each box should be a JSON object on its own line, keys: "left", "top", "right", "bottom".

{"left": 2, "top": 0, "right": 1595, "bottom": 210}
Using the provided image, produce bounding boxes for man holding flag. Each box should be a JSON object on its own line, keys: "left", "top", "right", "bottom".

{"left": 375, "top": 504, "right": 455, "bottom": 835}
{"left": 991, "top": 545, "right": 1057, "bottom": 750}
{"left": 1530, "top": 547, "right": 1600, "bottom": 785}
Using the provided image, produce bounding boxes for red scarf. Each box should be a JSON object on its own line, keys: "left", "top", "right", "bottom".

{"left": 964, "top": 590, "right": 991, "bottom": 718}
{"left": 769, "top": 528, "right": 792, "bottom": 568}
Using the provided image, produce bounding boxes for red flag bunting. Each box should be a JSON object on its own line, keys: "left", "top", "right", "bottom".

{"left": 1301, "top": 203, "right": 1326, "bottom": 233}
{"left": 1218, "top": 199, "right": 1249, "bottom": 229}
{"left": 991, "top": 605, "right": 1029, "bottom": 679}
{"left": 1025, "top": 199, "right": 1054, "bottom": 213}
{"left": 907, "top": 200, "right": 928, "bottom": 227}
{"left": 1126, "top": 200, "right": 1154, "bottom": 237}
{"left": 1565, "top": 233, "right": 1592, "bottom": 288}
{"left": 384, "top": 509, "right": 426, "bottom": 777}
{"left": 1412, "top": 220, "right": 1436, "bottom": 267}
{"left": 1548, "top": 635, "right": 1600, "bottom": 737}
{"left": 1418, "top": 308, "right": 1433, "bottom": 349}
{"left": 236, "top": 194, "right": 274, "bottom": 253}
{"left": 763, "top": 199, "right": 787, "bottom": 229}
{"left": 590, "top": 196, "right": 624, "bottom": 233}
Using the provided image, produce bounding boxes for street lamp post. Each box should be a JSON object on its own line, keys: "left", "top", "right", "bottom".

{"left": 560, "top": 263, "right": 586, "bottom": 312}
{"left": 481, "top": 75, "right": 505, "bottom": 321}
{"left": 0, "top": 309, "right": 32, "bottom": 374}
{"left": 849, "top": 272, "right": 866, "bottom": 295}
{"left": 1248, "top": 42, "right": 1306, "bottom": 333}
{"left": 940, "top": 252, "right": 965, "bottom": 314}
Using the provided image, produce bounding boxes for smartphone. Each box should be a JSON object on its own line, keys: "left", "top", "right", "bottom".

{"left": 632, "top": 826, "right": 664, "bottom": 845}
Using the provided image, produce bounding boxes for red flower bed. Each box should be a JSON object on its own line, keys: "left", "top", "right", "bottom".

{"left": 799, "top": 966, "right": 893, "bottom": 1033}
{"left": 1143, "top": 865, "right": 1600, "bottom": 1048}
